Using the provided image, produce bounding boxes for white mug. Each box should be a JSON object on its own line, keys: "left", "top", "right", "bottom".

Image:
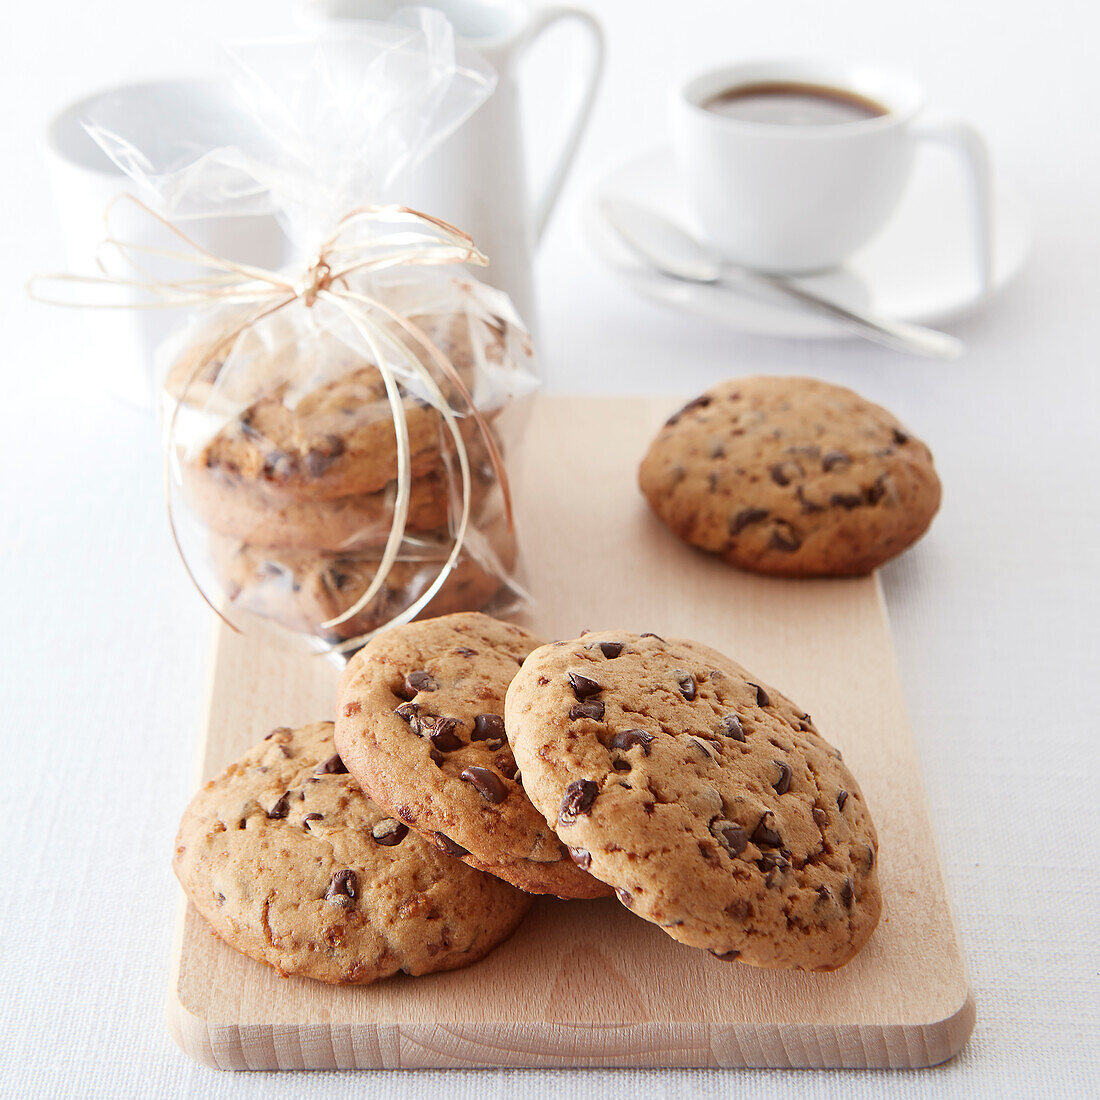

{"left": 44, "top": 80, "right": 287, "bottom": 407}
{"left": 671, "top": 59, "right": 992, "bottom": 280}
{"left": 298, "top": 0, "right": 605, "bottom": 328}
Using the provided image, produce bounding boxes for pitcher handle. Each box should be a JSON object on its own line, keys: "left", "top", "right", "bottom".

{"left": 517, "top": 5, "right": 604, "bottom": 243}
{"left": 910, "top": 117, "right": 994, "bottom": 294}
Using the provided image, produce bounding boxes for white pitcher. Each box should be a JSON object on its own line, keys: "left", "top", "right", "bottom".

{"left": 299, "top": 0, "right": 604, "bottom": 326}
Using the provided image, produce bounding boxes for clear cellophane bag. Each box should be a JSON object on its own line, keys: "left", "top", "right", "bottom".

{"left": 84, "top": 9, "right": 541, "bottom": 655}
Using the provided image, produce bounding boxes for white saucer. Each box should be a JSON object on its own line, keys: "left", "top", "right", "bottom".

{"left": 585, "top": 146, "right": 1031, "bottom": 338}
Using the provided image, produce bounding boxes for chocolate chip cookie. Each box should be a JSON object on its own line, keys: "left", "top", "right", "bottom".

{"left": 181, "top": 437, "right": 501, "bottom": 551}
{"left": 212, "top": 523, "right": 518, "bottom": 643}
{"left": 336, "top": 613, "right": 612, "bottom": 899}
{"left": 639, "top": 376, "right": 941, "bottom": 576}
{"left": 173, "top": 721, "right": 532, "bottom": 984}
{"left": 505, "top": 631, "right": 881, "bottom": 970}
{"left": 167, "top": 310, "right": 514, "bottom": 502}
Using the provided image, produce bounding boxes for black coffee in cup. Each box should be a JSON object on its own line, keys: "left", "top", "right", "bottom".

{"left": 703, "top": 82, "right": 888, "bottom": 126}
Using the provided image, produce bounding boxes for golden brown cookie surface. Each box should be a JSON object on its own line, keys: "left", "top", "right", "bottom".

{"left": 173, "top": 721, "right": 531, "bottom": 984}
{"left": 211, "top": 526, "right": 516, "bottom": 643}
{"left": 505, "top": 631, "right": 881, "bottom": 970}
{"left": 639, "top": 376, "right": 941, "bottom": 576}
{"left": 336, "top": 613, "right": 612, "bottom": 899}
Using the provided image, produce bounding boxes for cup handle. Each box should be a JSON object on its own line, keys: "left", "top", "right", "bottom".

{"left": 516, "top": 5, "right": 604, "bottom": 243}
{"left": 910, "top": 118, "right": 994, "bottom": 294}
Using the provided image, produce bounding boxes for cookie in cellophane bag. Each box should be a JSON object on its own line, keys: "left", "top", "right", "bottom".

{"left": 53, "top": 10, "right": 545, "bottom": 656}
{"left": 163, "top": 275, "right": 538, "bottom": 654}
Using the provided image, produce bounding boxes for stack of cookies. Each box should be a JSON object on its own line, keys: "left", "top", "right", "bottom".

{"left": 166, "top": 310, "right": 531, "bottom": 645}
{"left": 174, "top": 612, "right": 881, "bottom": 984}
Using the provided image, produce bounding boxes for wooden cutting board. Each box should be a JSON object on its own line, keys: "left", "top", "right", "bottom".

{"left": 167, "top": 395, "right": 973, "bottom": 1070}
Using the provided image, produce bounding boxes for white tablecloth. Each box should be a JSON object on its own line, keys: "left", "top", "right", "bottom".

{"left": 3, "top": 1, "right": 1098, "bottom": 1097}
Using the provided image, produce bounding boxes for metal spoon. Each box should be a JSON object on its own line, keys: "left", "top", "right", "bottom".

{"left": 601, "top": 197, "right": 963, "bottom": 360}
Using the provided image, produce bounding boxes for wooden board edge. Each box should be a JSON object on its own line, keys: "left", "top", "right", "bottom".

{"left": 163, "top": 979, "right": 975, "bottom": 1071}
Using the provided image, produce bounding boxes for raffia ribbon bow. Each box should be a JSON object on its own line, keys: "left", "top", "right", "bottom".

{"left": 29, "top": 195, "right": 514, "bottom": 653}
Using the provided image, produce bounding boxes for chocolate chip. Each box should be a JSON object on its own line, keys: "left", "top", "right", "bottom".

{"left": 599, "top": 641, "right": 624, "bottom": 659}
{"left": 433, "top": 833, "right": 469, "bottom": 858}
{"left": 772, "top": 760, "right": 792, "bottom": 795}
{"left": 666, "top": 394, "right": 711, "bottom": 425}
{"left": 429, "top": 748, "right": 444, "bottom": 765}
{"left": 768, "top": 523, "right": 801, "bottom": 552}
{"left": 569, "top": 700, "right": 605, "bottom": 721}
{"left": 863, "top": 844, "right": 876, "bottom": 871}
{"left": 615, "top": 888, "right": 633, "bottom": 908}
{"left": 710, "top": 949, "right": 740, "bottom": 961}
{"left": 836, "top": 789, "right": 849, "bottom": 811}
{"left": 314, "top": 753, "right": 348, "bottom": 775}
{"left": 751, "top": 813, "right": 782, "bottom": 848}
{"left": 568, "top": 672, "right": 602, "bottom": 700}
{"left": 865, "top": 474, "right": 888, "bottom": 505}
{"left": 372, "top": 819, "right": 408, "bottom": 846}
{"left": 471, "top": 713, "right": 506, "bottom": 747}
{"left": 830, "top": 492, "right": 863, "bottom": 510}
{"left": 303, "top": 813, "right": 323, "bottom": 829}
{"left": 426, "top": 717, "right": 463, "bottom": 752}
{"left": 610, "top": 729, "right": 653, "bottom": 755}
{"left": 720, "top": 714, "right": 746, "bottom": 741}
{"left": 840, "top": 878, "right": 855, "bottom": 908}
{"left": 402, "top": 670, "right": 437, "bottom": 697}
{"left": 770, "top": 461, "right": 802, "bottom": 487}
{"left": 757, "top": 852, "right": 790, "bottom": 884}
{"left": 262, "top": 450, "right": 297, "bottom": 481}
{"left": 812, "top": 807, "right": 828, "bottom": 828}
{"left": 892, "top": 428, "right": 909, "bottom": 445}
{"left": 325, "top": 869, "right": 358, "bottom": 904}
{"left": 675, "top": 671, "right": 696, "bottom": 700}
{"left": 567, "top": 846, "right": 592, "bottom": 870}
{"left": 460, "top": 766, "right": 509, "bottom": 804}
{"left": 730, "top": 507, "right": 769, "bottom": 535}
{"left": 455, "top": 646, "right": 478, "bottom": 657}
{"left": 394, "top": 701, "right": 421, "bottom": 731}
{"left": 303, "top": 436, "right": 345, "bottom": 478}
{"left": 265, "top": 727, "right": 292, "bottom": 741}
{"left": 712, "top": 819, "right": 748, "bottom": 858}
{"left": 321, "top": 566, "right": 351, "bottom": 591}
{"left": 640, "top": 632, "right": 666, "bottom": 642}
{"left": 689, "top": 737, "right": 716, "bottom": 760}
{"left": 749, "top": 683, "right": 770, "bottom": 707}
{"left": 267, "top": 793, "right": 291, "bottom": 819}
{"left": 612, "top": 760, "right": 631, "bottom": 772}
{"left": 494, "top": 752, "right": 518, "bottom": 780}
{"left": 822, "top": 451, "right": 851, "bottom": 472}
{"left": 559, "top": 779, "right": 599, "bottom": 825}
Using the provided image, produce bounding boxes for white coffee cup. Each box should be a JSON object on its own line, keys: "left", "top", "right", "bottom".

{"left": 671, "top": 59, "right": 992, "bottom": 279}
{"left": 44, "top": 80, "right": 287, "bottom": 408}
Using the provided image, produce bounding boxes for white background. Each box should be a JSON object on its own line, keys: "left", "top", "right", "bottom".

{"left": 3, "top": 1, "right": 1099, "bottom": 1097}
